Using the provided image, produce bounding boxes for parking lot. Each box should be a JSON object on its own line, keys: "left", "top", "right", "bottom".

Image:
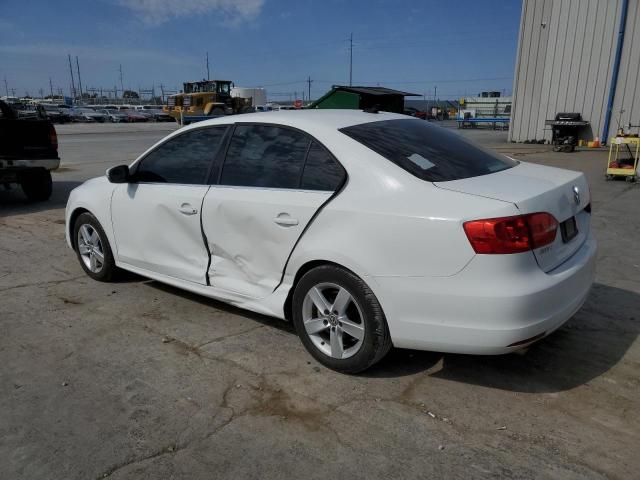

{"left": 1, "top": 122, "right": 639, "bottom": 479}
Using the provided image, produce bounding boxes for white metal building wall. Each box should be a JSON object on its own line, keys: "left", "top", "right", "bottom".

{"left": 509, "top": 0, "right": 640, "bottom": 143}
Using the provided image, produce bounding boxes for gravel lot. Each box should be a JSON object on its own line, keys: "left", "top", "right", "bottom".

{"left": 1, "top": 121, "right": 638, "bottom": 479}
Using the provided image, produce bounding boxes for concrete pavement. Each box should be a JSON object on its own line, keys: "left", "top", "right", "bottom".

{"left": 1, "top": 122, "right": 638, "bottom": 479}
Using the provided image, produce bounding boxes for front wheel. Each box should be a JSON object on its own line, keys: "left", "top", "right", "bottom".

{"left": 292, "top": 265, "right": 392, "bottom": 373}
{"left": 73, "top": 212, "right": 119, "bottom": 282}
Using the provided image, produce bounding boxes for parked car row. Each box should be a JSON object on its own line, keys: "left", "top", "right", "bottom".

{"left": 36, "top": 104, "right": 173, "bottom": 123}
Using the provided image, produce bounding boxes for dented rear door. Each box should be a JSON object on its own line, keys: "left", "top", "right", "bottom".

{"left": 202, "top": 125, "right": 345, "bottom": 299}
{"left": 202, "top": 186, "right": 330, "bottom": 298}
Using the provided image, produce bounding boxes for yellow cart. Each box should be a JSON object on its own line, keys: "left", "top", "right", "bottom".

{"left": 606, "top": 136, "right": 639, "bottom": 182}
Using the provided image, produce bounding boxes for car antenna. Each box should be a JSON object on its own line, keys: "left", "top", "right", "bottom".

{"left": 363, "top": 104, "right": 380, "bottom": 114}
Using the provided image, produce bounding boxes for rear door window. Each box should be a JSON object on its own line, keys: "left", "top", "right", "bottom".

{"left": 340, "top": 119, "right": 516, "bottom": 182}
{"left": 300, "top": 141, "right": 345, "bottom": 191}
{"left": 135, "top": 126, "right": 226, "bottom": 184}
{"left": 220, "top": 125, "right": 310, "bottom": 189}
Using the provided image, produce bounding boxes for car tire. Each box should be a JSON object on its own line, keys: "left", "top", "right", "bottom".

{"left": 73, "top": 212, "right": 119, "bottom": 282}
{"left": 20, "top": 168, "right": 52, "bottom": 202}
{"left": 292, "top": 265, "right": 392, "bottom": 373}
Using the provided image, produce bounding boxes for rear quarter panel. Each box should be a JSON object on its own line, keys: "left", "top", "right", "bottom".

{"left": 284, "top": 135, "right": 520, "bottom": 279}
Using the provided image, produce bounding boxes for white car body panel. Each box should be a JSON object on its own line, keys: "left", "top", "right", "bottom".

{"left": 65, "top": 110, "right": 597, "bottom": 354}
{"left": 111, "top": 183, "right": 210, "bottom": 284}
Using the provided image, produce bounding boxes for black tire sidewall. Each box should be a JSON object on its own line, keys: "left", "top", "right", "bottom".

{"left": 73, "top": 212, "right": 117, "bottom": 282}
{"left": 292, "top": 265, "right": 391, "bottom": 373}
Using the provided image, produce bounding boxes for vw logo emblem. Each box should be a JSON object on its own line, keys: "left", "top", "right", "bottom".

{"left": 573, "top": 185, "right": 580, "bottom": 205}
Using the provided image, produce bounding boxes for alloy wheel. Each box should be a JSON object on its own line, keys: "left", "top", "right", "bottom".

{"left": 77, "top": 224, "right": 105, "bottom": 273}
{"left": 302, "top": 282, "right": 365, "bottom": 359}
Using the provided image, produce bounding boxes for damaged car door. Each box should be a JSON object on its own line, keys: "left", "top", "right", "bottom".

{"left": 202, "top": 124, "right": 345, "bottom": 299}
{"left": 110, "top": 126, "right": 227, "bottom": 283}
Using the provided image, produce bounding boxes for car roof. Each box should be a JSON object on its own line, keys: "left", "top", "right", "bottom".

{"left": 182, "top": 109, "right": 412, "bottom": 133}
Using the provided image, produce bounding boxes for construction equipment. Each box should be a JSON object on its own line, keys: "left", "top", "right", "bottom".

{"left": 163, "top": 80, "right": 254, "bottom": 125}
{"left": 545, "top": 113, "right": 590, "bottom": 152}
{"left": 606, "top": 135, "right": 639, "bottom": 182}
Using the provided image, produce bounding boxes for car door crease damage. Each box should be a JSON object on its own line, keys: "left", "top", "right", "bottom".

{"left": 200, "top": 185, "right": 213, "bottom": 286}
{"left": 272, "top": 174, "right": 348, "bottom": 294}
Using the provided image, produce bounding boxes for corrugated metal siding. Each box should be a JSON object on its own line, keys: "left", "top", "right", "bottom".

{"left": 510, "top": 0, "right": 639, "bottom": 142}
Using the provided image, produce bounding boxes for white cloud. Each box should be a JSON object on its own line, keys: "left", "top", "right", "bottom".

{"left": 116, "top": 0, "right": 264, "bottom": 26}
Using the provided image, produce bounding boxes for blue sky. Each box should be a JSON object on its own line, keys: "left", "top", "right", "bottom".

{"left": 0, "top": 0, "right": 522, "bottom": 101}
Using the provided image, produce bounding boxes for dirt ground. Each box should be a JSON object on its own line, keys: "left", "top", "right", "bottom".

{"left": 1, "top": 122, "right": 638, "bottom": 479}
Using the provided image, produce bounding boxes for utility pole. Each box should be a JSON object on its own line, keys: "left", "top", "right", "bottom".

{"left": 3, "top": 77, "right": 8, "bottom": 97}
{"left": 206, "top": 52, "right": 210, "bottom": 80}
{"left": 68, "top": 55, "right": 77, "bottom": 102}
{"left": 49, "top": 77, "right": 54, "bottom": 98}
{"left": 307, "top": 76, "right": 313, "bottom": 102}
{"left": 76, "top": 56, "right": 84, "bottom": 101}
{"left": 434, "top": 85, "right": 437, "bottom": 101}
{"left": 349, "top": 32, "right": 353, "bottom": 86}
{"left": 118, "top": 65, "right": 124, "bottom": 99}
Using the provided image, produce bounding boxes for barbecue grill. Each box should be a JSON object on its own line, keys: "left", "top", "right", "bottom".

{"left": 545, "top": 113, "right": 590, "bottom": 152}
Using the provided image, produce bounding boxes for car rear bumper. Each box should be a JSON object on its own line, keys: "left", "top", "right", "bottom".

{"left": 0, "top": 158, "right": 60, "bottom": 172}
{"left": 371, "top": 232, "right": 597, "bottom": 354}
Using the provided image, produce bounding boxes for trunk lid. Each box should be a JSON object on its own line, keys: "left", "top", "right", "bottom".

{"left": 435, "top": 161, "right": 591, "bottom": 272}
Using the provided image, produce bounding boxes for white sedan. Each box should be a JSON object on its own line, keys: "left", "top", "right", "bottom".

{"left": 65, "top": 110, "right": 597, "bottom": 373}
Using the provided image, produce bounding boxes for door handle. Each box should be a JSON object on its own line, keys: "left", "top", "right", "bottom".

{"left": 179, "top": 203, "right": 198, "bottom": 215}
{"left": 273, "top": 215, "right": 299, "bottom": 226}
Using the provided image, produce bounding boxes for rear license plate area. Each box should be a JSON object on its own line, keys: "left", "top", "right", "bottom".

{"left": 560, "top": 216, "right": 578, "bottom": 243}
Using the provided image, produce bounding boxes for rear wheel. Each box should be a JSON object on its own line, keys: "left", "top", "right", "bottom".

{"left": 292, "top": 265, "right": 392, "bottom": 373}
{"left": 20, "top": 168, "right": 52, "bottom": 202}
{"left": 73, "top": 212, "right": 119, "bottom": 282}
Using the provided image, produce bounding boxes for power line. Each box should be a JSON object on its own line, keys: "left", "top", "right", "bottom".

{"left": 313, "top": 76, "right": 512, "bottom": 86}
{"left": 248, "top": 79, "right": 307, "bottom": 88}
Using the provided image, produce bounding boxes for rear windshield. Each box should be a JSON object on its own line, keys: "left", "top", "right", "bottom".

{"left": 339, "top": 119, "right": 517, "bottom": 182}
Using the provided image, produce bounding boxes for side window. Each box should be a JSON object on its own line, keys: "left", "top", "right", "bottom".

{"left": 300, "top": 142, "right": 345, "bottom": 191}
{"left": 136, "top": 127, "right": 226, "bottom": 184}
{"left": 220, "top": 125, "right": 309, "bottom": 189}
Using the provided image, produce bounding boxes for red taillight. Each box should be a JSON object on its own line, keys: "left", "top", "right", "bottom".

{"left": 49, "top": 124, "right": 58, "bottom": 151}
{"left": 526, "top": 212, "right": 558, "bottom": 248}
{"left": 463, "top": 213, "right": 558, "bottom": 254}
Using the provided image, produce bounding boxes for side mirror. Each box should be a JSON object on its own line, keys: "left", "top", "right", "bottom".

{"left": 107, "top": 165, "right": 131, "bottom": 183}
